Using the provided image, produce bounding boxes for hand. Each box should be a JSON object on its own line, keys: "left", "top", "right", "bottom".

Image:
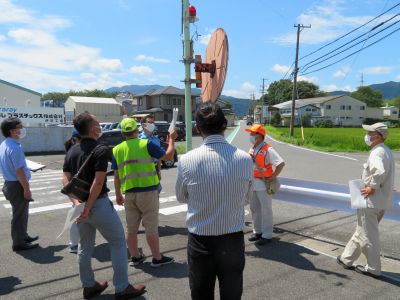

{"left": 24, "top": 189, "right": 32, "bottom": 201}
{"left": 78, "top": 208, "right": 91, "bottom": 221}
{"left": 72, "top": 199, "right": 81, "bottom": 206}
{"left": 116, "top": 194, "right": 125, "bottom": 206}
{"left": 360, "top": 186, "right": 375, "bottom": 198}
{"left": 168, "top": 129, "right": 178, "bottom": 141}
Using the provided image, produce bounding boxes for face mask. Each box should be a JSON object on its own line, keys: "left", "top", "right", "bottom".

{"left": 18, "top": 127, "right": 26, "bottom": 139}
{"left": 364, "top": 134, "right": 372, "bottom": 146}
{"left": 144, "top": 123, "right": 155, "bottom": 133}
{"left": 249, "top": 135, "right": 257, "bottom": 144}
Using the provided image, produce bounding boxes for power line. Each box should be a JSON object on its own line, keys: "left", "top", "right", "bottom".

{"left": 299, "top": 13, "right": 399, "bottom": 73}
{"left": 298, "top": 1, "right": 400, "bottom": 61}
{"left": 299, "top": 15, "right": 400, "bottom": 73}
{"left": 300, "top": 25, "right": 400, "bottom": 76}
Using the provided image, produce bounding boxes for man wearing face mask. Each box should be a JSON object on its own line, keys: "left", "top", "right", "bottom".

{"left": 337, "top": 123, "right": 395, "bottom": 278}
{"left": 245, "top": 124, "right": 285, "bottom": 246}
{"left": 0, "top": 117, "right": 39, "bottom": 251}
{"left": 63, "top": 113, "right": 146, "bottom": 299}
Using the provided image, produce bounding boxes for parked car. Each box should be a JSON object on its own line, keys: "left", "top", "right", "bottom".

{"left": 153, "top": 121, "right": 185, "bottom": 142}
{"left": 191, "top": 121, "right": 200, "bottom": 136}
{"left": 246, "top": 120, "right": 253, "bottom": 126}
{"left": 97, "top": 129, "right": 178, "bottom": 168}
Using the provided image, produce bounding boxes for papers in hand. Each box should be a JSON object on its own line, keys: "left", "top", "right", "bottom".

{"left": 26, "top": 159, "right": 46, "bottom": 172}
{"left": 168, "top": 108, "right": 179, "bottom": 133}
{"left": 57, "top": 203, "right": 85, "bottom": 239}
{"left": 349, "top": 179, "right": 367, "bottom": 209}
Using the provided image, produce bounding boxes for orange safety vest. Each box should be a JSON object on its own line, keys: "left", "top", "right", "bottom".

{"left": 249, "top": 143, "right": 273, "bottom": 179}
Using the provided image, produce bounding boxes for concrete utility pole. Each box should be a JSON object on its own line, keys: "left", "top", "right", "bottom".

{"left": 290, "top": 24, "right": 311, "bottom": 137}
{"left": 360, "top": 73, "right": 364, "bottom": 87}
{"left": 182, "top": 0, "right": 193, "bottom": 151}
{"left": 260, "top": 78, "right": 268, "bottom": 97}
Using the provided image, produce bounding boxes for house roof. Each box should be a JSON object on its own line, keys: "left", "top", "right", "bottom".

{"left": 273, "top": 95, "right": 346, "bottom": 110}
{"left": 0, "top": 78, "right": 42, "bottom": 96}
{"left": 134, "top": 86, "right": 200, "bottom": 97}
{"left": 67, "top": 96, "right": 119, "bottom": 105}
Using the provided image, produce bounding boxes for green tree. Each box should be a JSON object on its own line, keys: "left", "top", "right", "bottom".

{"left": 271, "top": 112, "right": 281, "bottom": 126}
{"left": 350, "top": 86, "right": 383, "bottom": 108}
{"left": 392, "top": 96, "right": 400, "bottom": 109}
{"left": 265, "top": 79, "right": 326, "bottom": 105}
{"left": 41, "top": 89, "right": 118, "bottom": 106}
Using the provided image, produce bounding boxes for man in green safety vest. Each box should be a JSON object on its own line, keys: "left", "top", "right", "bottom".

{"left": 112, "top": 117, "right": 177, "bottom": 268}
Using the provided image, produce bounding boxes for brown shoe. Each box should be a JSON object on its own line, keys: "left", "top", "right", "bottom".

{"left": 83, "top": 280, "right": 108, "bottom": 299}
{"left": 115, "top": 284, "right": 146, "bottom": 300}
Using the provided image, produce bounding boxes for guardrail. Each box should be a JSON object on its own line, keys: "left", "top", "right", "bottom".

{"left": 275, "top": 177, "right": 400, "bottom": 221}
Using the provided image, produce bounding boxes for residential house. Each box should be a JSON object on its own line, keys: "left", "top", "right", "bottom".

{"left": 133, "top": 86, "right": 198, "bottom": 122}
{"left": 272, "top": 95, "right": 399, "bottom": 127}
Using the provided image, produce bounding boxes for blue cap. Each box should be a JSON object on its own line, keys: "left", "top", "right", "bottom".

{"left": 71, "top": 129, "right": 81, "bottom": 138}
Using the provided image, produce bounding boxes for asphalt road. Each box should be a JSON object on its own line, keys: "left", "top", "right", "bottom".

{"left": 1, "top": 123, "right": 400, "bottom": 299}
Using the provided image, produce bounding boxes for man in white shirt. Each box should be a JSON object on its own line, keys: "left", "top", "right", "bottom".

{"left": 337, "top": 123, "right": 395, "bottom": 278}
{"left": 246, "top": 124, "right": 285, "bottom": 246}
{"left": 176, "top": 102, "right": 253, "bottom": 300}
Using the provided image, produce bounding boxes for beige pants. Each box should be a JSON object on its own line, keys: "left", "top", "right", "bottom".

{"left": 341, "top": 208, "right": 385, "bottom": 275}
{"left": 250, "top": 191, "right": 273, "bottom": 239}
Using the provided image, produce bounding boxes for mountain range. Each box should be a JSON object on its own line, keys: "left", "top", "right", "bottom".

{"left": 329, "top": 81, "right": 400, "bottom": 99}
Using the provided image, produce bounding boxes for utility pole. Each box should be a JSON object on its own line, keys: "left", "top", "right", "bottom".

{"left": 290, "top": 24, "right": 311, "bottom": 137}
{"left": 360, "top": 73, "right": 364, "bottom": 87}
{"left": 182, "top": 0, "right": 192, "bottom": 150}
{"left": 260, "top": 78, "right": 268, "bottom": 97}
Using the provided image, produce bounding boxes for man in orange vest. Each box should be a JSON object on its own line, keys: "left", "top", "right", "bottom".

{"left": 245, "top": 124, "right": 285, "bottom": 245}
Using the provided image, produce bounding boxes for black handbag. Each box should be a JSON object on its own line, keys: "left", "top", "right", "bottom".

{"left": 61, "top": 145, "right": 101, "bottom": 202}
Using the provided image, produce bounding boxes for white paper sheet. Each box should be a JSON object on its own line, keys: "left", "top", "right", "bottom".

{"left": 168, "top": 108, "right": 179, "bottom": 133}
{"left": 26, "top": 159, "right": 46, "bottom": 172}
{"left": 56, "top": 203, "right": 85, "bottom": 239}
{"left": 349, "top": 179, "right": 367, "bottom": 209}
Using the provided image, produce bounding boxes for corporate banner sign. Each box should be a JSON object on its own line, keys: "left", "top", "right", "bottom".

{"left": 0, "top": 107, "right": 65, "bottom": 125}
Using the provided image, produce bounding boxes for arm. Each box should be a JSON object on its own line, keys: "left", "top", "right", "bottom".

{"left": 160, "top": 130, "right": 178, "bottom": 161}
{"left": 114, "top": 171, "right": 124, "bottom": 205}
{"left": 16, "top": 168, "right": 31, "bottom": 200}
{"left": 62, "top": 171, "right": 80, "bottom": 206}
{"left": 175, "top": 162, "right": 188, "bottom": 203}
{"left": 272, "top": 162, "right": 285, "bottom": 179}
{"left": 80, "top": 171, "right": 106, "bottom": 219}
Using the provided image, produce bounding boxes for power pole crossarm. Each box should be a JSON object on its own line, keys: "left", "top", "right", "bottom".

{"left": 289, "top": 24, "right": 311, "bottom": 137}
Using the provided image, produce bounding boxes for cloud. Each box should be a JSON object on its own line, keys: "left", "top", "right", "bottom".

{"left": 271, "top": 64, "right": 291, "bottom": 74}
{"left": 273, "top": 1, "right": 372, "bottom": 45}
{"left": 129, "top": 65, "right": 153, "bottom": 74}
{"left": 8, "top": 28, "right": 55, "bottom": 46}
{"left": 0, "top": 35, "right": 5, "bottom": 42}
{"left": 223, "top": 81, "right": 258, "bottom": 99}
{"left": 333, "top": 66, "right": 351, "bottom": 77}
{"left": 322, "top": 84, "right": 354, "bottom": 92}
{"left": 136, "top": 54, "right": 171, "bottom": 64}
{"left": 396, "top": 75, "right": 400, "bottom": 81}
{"left": 362, "top": 66, "right": 393, "bottom": 75}
{"left": 297, "top": 75, "right": 319, "bottom": 83}
{"left": 199, "top": 28, "right": 215, "bottom": 45}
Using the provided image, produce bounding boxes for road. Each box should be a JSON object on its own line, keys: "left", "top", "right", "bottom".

{"left": 1, "top": 122, "right": 400, "bottom": 299}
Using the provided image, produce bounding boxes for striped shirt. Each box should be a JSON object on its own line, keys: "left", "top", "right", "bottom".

{"left": 176, "top": 134, "right": 253, "bottom": 236}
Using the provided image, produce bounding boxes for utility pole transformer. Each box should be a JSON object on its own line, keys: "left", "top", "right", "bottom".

{"left": 290, "top": 24, "right": 311, "bottom": 137}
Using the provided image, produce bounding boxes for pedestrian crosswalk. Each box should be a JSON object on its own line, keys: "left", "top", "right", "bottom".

{"left": 0, "top": 169, "right": 188, "bottom": 217}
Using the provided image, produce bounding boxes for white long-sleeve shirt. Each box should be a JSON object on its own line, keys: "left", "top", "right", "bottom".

{"left": 362, "top": 143, "right": 395, "bottom": 210}
{"left": 175, "top": 135, "right": 253, "bottom": 236}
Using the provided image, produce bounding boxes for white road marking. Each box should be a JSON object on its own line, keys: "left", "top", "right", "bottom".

{"left": 159, "top": 204, "right": 187, "bottom": 215}
{"left": 266, "top": 135, "right": 358, "bottom": 161}
{"left": 29, "top": 203, "right": 72, "bottom": 214}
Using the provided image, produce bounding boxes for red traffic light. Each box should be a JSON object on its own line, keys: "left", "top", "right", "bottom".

{"left": 189, "top": 5, "right": 196, "bottom": 17}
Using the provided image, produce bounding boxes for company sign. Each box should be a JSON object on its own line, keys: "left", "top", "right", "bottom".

{"left": 0, "top": 107, "right": 65, "bottom": 125}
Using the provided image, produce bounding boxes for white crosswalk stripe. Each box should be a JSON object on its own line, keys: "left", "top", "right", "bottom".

{"left": 0, "top": 169, "right": 187, "bottom": 216}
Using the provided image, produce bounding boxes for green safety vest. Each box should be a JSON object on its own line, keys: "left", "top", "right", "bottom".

{"left": 113, "top": 138, "right": 159, "bottom": 193}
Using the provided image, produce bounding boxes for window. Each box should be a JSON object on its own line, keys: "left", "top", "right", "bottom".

{"left": 159, "top": 96, "right": 161, "bottom": 106}
{"left": 173, "top": 98, "right": 177, "bottom": 105}
{"left": 360, "top": 106, "right": 365, "bottom": 110}
{"left": 167, "top": 98, "right": 171, "bottom": 105}
{"left": 392, "top": 111, "right": 398, "bottom": 114}
{"left": 312, "top": 108, "right": 317, "bottom": 112}
{"left": 178, "top": 98, "right": 182, "bottom": 105}
{"left": 306, "top": 108, "right": 312, "bottom": 112}
{"left": 347, "top": 105, "right": 351, "bottom": 110}
{"left": 138, "top": 97, "right": 142, "bottom": 106}
{"left": 326, "top": 105, "right": 331, "bottom": 110}
{"left": 346, "top": 116, "right": 352, "bottom": 120}
{"left": 340, "top": 105, "right": 345, "bottom": 110}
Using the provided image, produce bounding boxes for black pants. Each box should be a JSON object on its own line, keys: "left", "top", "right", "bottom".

{"left": 2, "top": 181, "right": 29, "bottom": 246}
{"left": 188, "top": 231, "right": 245, "bottom": 300}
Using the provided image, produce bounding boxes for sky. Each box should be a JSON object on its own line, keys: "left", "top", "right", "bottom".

{"left": 0, "top": 0, "right": 400, "bottom": 99}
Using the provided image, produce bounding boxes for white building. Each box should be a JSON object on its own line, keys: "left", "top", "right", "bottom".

{"left": 0, "top": 79, "right": 41, "bottom": 107}
{"left": 64, "top": 96, "right": 122, "bottom": 123}
{"left": 273, "top": 95, "right": 399, "bottom": 126}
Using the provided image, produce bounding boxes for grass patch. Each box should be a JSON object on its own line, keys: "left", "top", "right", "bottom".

{"left": 265, "top": 126, "right": 400, "bottom": 152}
{"left": 175, "top": 144, "right": 186, "bottom": 155}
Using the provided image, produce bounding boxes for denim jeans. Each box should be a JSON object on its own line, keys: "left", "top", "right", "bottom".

{"left": 188, "top": 231, "right": 245, "bottom": 300}
{"left": 77, "top": 196, "right": 129, "bottom": 293}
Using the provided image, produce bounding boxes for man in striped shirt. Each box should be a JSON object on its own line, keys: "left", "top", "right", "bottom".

{"left": 176, "top": 102, "right": 253, "bottom": 300}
